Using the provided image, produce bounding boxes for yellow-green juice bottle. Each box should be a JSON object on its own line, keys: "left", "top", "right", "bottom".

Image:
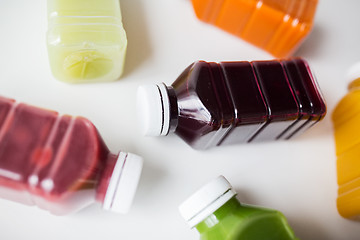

{"left": 179, "top": 176, "right": 298, "bottom": 240}
{"left": 47, "top": 0, "right": 127, "bottom": 83}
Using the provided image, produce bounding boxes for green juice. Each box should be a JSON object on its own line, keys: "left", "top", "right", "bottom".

{"left": 180, "top": 176, "right": 298, "bottom": 240}
{"left": 47, "top": 0, "right": 127, "bottom": 83}
{"left": 196, "top": 197, "right": 298, "bottom": 240}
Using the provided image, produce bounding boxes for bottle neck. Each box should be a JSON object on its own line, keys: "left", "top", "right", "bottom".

{"left": 195, "top": 197, "right": 240, "bottom": 234}
{"left": 95, "top": 152, "right": 118, "bottom": 203}
{"left": 166, "top": 85, "right": 179, "bottom": 134}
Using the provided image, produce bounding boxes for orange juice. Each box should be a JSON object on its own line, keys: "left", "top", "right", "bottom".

{"left": 332, "top": 63, "right": 360, "bottom": 220}
{"left": 191, "top": 0, "right": 318, "bottom": 57}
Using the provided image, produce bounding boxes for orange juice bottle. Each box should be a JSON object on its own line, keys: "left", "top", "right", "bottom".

{"left": 191, "top": 0, "right": 318, "bottom": 57}
{"left": 332, "top": 62, "right": 360, "bottom": 220}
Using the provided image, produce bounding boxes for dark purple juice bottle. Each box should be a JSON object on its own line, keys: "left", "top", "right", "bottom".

{"left": 137, "top": 59, "right": 326, "bottom": 150}
{"left": 279, "top": 59, "right": 327, "bottom": 139}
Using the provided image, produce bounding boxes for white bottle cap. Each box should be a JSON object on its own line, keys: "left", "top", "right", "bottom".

{"left": 179, "top": 176, "right": 237, "bottom": 228}
{"left": 103, "top": 152, "right": 143, "bottom": 213}
{"left": 136, "top": 83, "right": 170, "bottom": 136}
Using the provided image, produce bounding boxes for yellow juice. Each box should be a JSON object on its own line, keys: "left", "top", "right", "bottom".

{"left": 47, "top": 0, "right": 127, "bottom": 83}
{"left": 332, "top": 65, "right": 360, "bottom": 220}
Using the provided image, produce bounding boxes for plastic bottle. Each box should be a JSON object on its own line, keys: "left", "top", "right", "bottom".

{"left": 190, "top": 0, "right": 318, "bottom": 57}
{"left": 332, "top": 62, "right": 360, "bottom": 220}
{"left": 47, "top": 0, "right": 127, "bottom": 83}
{"left": 137, "top": 58, "right": 326, "bottom": 149}
{"left": 179, "top": 176, "right": 298, "bottom": 240}
{"left": 0, "top": 96, "right": 143, "bottom": 215}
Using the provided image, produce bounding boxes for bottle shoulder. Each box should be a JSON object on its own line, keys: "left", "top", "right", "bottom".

{"left": 172, "top": 61, "right": 225, "bottom": 124}
{"left": 201, "top": 205, "right": 296, "bottom": 240}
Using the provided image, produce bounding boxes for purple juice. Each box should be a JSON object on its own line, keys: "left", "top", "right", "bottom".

{"left": 280, "top": 59, "right": 326, "bottom": 139}
{"left": 218, "top": 61, "right": 268, "bottom": 146}
{"left": 249, "top": 60, "right": 299, "bottom": 141}
{"left": 137, "top": 59, "right": 326, "bottom": 150}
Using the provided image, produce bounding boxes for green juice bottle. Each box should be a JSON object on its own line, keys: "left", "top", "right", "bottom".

{"left": 47, "top": 0, "right": 127, "bottom": 83}
{"left": 179, "top": 176, "right": 298, "bottom": 240}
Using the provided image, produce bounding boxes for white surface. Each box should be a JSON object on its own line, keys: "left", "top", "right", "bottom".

{"left": 179, "top": 176, "right": 237, "bottom": 228}
{"left": 0, "top": 0, "right": 359, "bottom": 239}
{"left": 346, "top": 62, "right": 360, "bottom": 85}
{"left": 103, "top": 152, "right": 143, "bottom": 214}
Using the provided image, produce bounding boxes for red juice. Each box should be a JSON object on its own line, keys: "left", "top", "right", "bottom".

{"left": 0, "top": 96, "right": 143, "bottom": 215}
{"left": 137, "top": 59, "right": 326, "bottom": 150}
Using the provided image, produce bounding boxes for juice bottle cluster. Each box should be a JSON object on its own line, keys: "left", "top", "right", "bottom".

{"left": 47, "top": 0, "right": 127, "bottom": 83}
{"left": 0, "top": 96, "right": 143, "bottom": 215}
{"left": 191, "top": 0, "right": 318, "bottom": 57}
{"left": 179, "top": 176, "right": 298, "bottom": 240}
{"left": 332, "top": 63, "right": 360, "bottom": 220}
{"left": 137, "top": 58, "right": 326, "bottom": 149}
{"left": 0, "top": 0, "right": 333, "bottom": 238}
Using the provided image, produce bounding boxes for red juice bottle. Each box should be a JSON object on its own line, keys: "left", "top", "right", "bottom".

{"left": 0, "top": 96, "right": 143, "bottom": 215}
{"left": 137, "top": 59, "right": 326, "bottom": 150}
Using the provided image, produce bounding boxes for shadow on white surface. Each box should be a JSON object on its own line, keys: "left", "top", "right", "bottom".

{"left": 131, "top": 157, "right": 168, "bottom": 209}
{"left": 294, "top": 24, "right": 326, "bottom": 59}
{"left": 288, "top": 215, "right": 331, "bottom": 239}
{"left": 121, "top": 0, "right": 152, "bottom": 78}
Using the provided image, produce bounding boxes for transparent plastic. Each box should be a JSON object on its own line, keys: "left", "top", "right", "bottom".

{"left": 144, "top": 59, "right": 326, "bottom": 150}
{"left": 0, "top": 96, "right": 141, "bottom": 215}
{"left": 332, "top": 77, "right": 360, "bottom": 220}
{"left": 191, "top": 0, "right": 318, "bottom": 57}
{"left": 47, "top": 0, "right": 127, "bottom": 83}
